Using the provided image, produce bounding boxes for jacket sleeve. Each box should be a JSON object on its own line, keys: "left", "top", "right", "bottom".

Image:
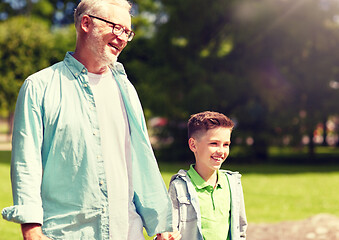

{"left": 2, "top": 79, "right": 44, "bottom": 224}
{"left": 238, "top": 175, "right": 248, "bottom": 239}
{"left": 152, "top": 180, "right": 181, "bottom": 240}
{"left": 168, "top": 180, "right": 180, "bottom": 230}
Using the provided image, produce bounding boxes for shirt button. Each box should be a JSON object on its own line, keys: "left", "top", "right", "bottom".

{"left": 83, "top": 84, "right": 88, "bottom": 88}
{"left": 82, "top": 69, "right": 86, "bottom": 73}
{"left": 102, "top": 208, "right": 106, "bottom": 213}
{"left": 75, "top": 73, "right": 78, "bottom": 76}
{"left": 99, "top": 180, "right": 104, "bottom": 186}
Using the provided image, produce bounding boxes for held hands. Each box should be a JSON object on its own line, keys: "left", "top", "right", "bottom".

{"left": 22, "top": 223, "right": 181, "bottom": 240}
{"left": 156, "top": 230, "right": 181, "bottom": 240}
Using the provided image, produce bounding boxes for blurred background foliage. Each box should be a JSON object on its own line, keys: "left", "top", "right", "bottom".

{"left": 1, "top": 0, "right": 339, "bottom": 163}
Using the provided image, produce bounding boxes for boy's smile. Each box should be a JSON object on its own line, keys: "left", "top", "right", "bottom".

{"left": 189, "top": 127, "right": 232, "bottom": 178}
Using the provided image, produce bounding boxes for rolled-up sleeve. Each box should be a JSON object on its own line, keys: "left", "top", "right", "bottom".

{"left": 2, "top": 79, "right": 44, "bottom": 224}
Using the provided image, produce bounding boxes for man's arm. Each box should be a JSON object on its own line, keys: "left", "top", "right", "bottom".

{"left": 21, "top": 223, "right": 51, "bottom": 240}
{"left": 2, "top": 79, "right": 45, "bottom": 225}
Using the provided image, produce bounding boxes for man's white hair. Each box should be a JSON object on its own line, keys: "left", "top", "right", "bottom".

{"left": 74, "top": 0, "right": 132, "bottom": 29}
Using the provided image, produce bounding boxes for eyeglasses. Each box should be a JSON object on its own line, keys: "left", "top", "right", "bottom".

{"left": 88, "top": 14, "right": 135, "bottom": 42}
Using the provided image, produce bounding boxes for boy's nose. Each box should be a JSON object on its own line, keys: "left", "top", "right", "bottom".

{"left": 216, "top": 147, "right": 225, "bottom": 154}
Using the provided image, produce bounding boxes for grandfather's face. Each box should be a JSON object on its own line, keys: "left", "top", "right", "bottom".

{"left": 87, "top": 5, "right": 132, "bottom": 65}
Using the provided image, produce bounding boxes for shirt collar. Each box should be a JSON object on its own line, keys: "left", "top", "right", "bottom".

{"left": 187, "top": 164, "right": 227, "bottom": 191}
{"left": 63, "top": 52, "right": 127, "bottom": 81}
{"left": 63, "top": 52, "right": 88, "bottom": 79}
{"left": 187, "top": 164, "right": 208, "bottom": 190}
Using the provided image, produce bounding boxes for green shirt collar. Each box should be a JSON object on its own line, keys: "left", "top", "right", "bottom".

{"left": 187, "top": 164, "right": 227, "bottom": 190}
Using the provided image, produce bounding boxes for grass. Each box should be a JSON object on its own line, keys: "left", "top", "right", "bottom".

{"left": 158, "top": 162, "right": 339, "bottom": 223}
{"left": 0, "top": 152, "right": 22, "bottom": 239}
{"left": 239, "top": 166, "right": 339, "bottom": 223}
{"left": 1, "top": 151, "right": 339, "bottom": 239}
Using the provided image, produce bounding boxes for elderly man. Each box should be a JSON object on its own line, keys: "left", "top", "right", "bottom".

{"left": 2, "top": 0, "right": 179, "bottom": 239}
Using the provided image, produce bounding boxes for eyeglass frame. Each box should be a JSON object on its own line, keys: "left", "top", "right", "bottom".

{"left": 87, "top": 14, "right": 135, "bottom": 42}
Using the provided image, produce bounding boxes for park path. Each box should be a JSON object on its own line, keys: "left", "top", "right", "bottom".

{"left": 247, "top": 214, "right": 339, "bottom": 240}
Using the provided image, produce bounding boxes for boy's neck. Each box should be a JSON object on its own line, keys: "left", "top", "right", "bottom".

{"left": 194, "top": 165, "right": 218, "bottom": 187}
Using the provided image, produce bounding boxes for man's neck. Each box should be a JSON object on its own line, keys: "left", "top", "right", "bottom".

{"left": 72, "top": 50, "right": 109, "bottom": 74}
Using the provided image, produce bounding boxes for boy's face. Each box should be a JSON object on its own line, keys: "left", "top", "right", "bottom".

{"left": 189, "top": 127, "right": 231, "bottom": 174}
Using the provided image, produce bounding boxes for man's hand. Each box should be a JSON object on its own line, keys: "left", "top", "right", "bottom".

{"left": 156, "top": 230, "right": 181, "bottom": 240}
{"left": 21, "top": 223, "right": 52, "bottom": 240}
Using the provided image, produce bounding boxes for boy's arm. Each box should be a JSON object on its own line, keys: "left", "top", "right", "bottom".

{"left": 168, "top": 180, "right": 180, "bottom": 229}
{"left": 238, "top": 179, "right": 248, "bottom": 239}
{"left": 154, "top": 181, "right": 182, "bottom": 240}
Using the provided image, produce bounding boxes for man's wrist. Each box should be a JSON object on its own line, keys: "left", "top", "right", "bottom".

{"left": 21, "top": 223, "right": 43, "bottom": 239}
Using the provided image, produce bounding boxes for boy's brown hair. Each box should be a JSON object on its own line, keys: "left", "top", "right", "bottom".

{"left": 188, "top": 111, "right": 234, "bottom": 139}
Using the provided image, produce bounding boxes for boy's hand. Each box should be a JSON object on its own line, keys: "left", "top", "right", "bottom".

{"left": 156, "top": 230, "right": 181, "bottom": 240}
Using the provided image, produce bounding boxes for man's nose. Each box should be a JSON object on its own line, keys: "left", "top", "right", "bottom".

{"left": 117, "top": 32, "right": 129, "bottom": 42}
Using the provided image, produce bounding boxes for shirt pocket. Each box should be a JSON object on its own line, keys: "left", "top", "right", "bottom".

{"left": 178, "top": 196, "right": 197, "bottom": 222}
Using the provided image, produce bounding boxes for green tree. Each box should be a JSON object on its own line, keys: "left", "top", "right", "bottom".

{"left": 0, "top": 0, "right": 77, "bottom": 24}
{"left": 122, "top": 0, "right": 250, "bottom": 161}
{"left": 232, "top": 0, "right": 339, "bottom": 160}
{"left": 124, "top": 0, "right": 339, "bottom": 162}
{"left": 0, "top": 16, "right": 75, "bottom": 131}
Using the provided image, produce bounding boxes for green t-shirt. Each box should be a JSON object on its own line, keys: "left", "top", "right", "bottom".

{"left": 187, "top": 165, "right": 231, "bottom": 240}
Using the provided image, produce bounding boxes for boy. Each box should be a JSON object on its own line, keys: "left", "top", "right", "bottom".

{"left": 167, "top": 111, "right": 247, "bottom": 240}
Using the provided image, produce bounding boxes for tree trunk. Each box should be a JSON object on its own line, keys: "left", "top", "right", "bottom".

{"left": 322, "top": 118, "right": 327, "bottom": 146}
{"left": 7, "top": 112, "right": 14, "bottom": 141}
{"left": 308, "top": 131, "right": 315, "bottom": 162}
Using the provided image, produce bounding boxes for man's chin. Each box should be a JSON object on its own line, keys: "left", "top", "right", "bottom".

{"left": 100, "top": 55, "right": 118, "bottom": 67}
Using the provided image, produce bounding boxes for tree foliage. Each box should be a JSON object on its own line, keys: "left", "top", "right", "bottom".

{"left": 0, "top": 16, "right": 75, "bottom": 116}
{"left": 0, "top": 0, "right": 339, "bottom": 162}
{"left": 124, "top": 0, "right": 339, "bottom": 161}
{"left": 230, "top": 0, "right": 339, "bottom": 159}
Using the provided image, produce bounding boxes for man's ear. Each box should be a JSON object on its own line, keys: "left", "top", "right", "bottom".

{"left": 188, "top": 138, "right": 197, "bottom": 152}
{"left": 80, "top": 15, "right": 92, "bottom": 33}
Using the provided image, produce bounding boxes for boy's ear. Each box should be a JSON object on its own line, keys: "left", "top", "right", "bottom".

{"left": 188, "top": 138, "right": 197, "bottom": 152}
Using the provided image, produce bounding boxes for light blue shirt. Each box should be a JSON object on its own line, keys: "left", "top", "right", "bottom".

{"left": 2, "top": 52, "right": 172, "bottom": 239}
